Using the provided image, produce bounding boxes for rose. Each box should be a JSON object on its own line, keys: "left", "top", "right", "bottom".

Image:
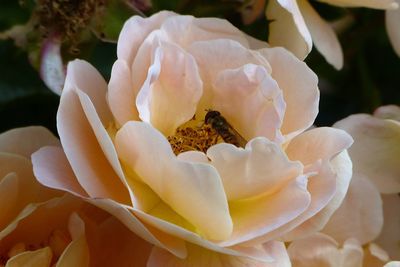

{"left": 287, "top": 105, "right": 400, "bottom": 266}
{"left": 0, "top": 127, "right": 152, "bottom": 266}
{"left": 32, "top": 11, "right": 353, "bottom": 265}
{"left": 241, "top": 0, "right": 399, "bottom": 69}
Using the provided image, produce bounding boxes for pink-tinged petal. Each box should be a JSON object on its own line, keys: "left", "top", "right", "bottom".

{"left": 32, "top": 146, "right": 88, "bottom": 197}
{"left": 322, "top": 173, "right": 383, "bottom": 245}
{"left": 334, "top": 114, "right": 400, "bottom": 194}
{"left": 374, "top": 105, "right": 400, "bottom": 121}
{"left": 207, "top": 137, "right": 302, "bottom": 200}
{"left": 0, "top": 153, "right": 60, "bottom": 229}
{"left": 63, "top": 60, "right": 113, "bottom": 125}
{"left": 86, "top": 216, "right": 152, "bottom": 266}
{"left": 259, "top": 47, "right": 319, "bottom": 139}
{"left": 212, "top": 64, "right": 286, "bottom": 142}
{"left": 318, "top": 0, "right": 398, "bottom": 9}
{"left": 285, "top": 127, "right": 353, "bottom": 165}
{"left": 288, "top": 233, "right": 364, "bottom": 267}
{"left": 108, "top": 59, "right": 139, "bottom": 126}
{"left": 86, "top": 198, "right": 187, "bottom": 259}
{"left": 160, "top": 15, "right": 251, "bottom": 49}
{"left": 40, "top": 36, "right": 65, "bottom": 95}
{"left": 58, "top": 87, "right": 130, "bottom": 203}
{"left": 117, "top": 11, "right": 177, "bottom": 64}
{"left": 283, "top": 151, "right": 353, "bottom": 240}
{"left": 375, "top": 194, "right": 400, "bottom": 260}
{"left": 219, "top": 175, "right": 311, "bottom": 247}
{"left": 115, "top": 121, "right": 232, "bottom": 240}
{"left": 188, "top": 39, "right": 271, "bottom": 114}
{"left": 136, "top": 41, "right": 203, "bottom": 135}
{"left": 6, "top": 247, "right": 52, "bottom": 267}
{"left": 386, "top": 3, "right": 400, "bottom": 57}
{"left": 299, "top": 0, "right": 343, "bottom": 70}
{"left": 266, "top": 0, "right": 312, "bottom": 59}
{"left": 148, "top": 241, "right": 290, "bottom": 267}
{"left": 0, "top": 126, "right": 59, "bottom": 158}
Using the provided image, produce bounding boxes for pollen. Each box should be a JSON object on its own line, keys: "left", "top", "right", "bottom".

{"left": 167, "top": 124, "right": 222, "bottom": 155}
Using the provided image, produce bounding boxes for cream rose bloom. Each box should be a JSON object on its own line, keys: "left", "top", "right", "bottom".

{"left": 259, "top": 0, "right": 399, "bottom": 69}
{"left": 287, "top": 105, "right": 400, "bottom": 267}
{"left": 0, "top": 126, "right": 153, "bottom": 266}
{"left": 32, "top": 11, "right": 354, "bottom": 265}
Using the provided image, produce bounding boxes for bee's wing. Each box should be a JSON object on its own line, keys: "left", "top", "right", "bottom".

{"left": 226, "top": 122, "right": 247, "bottom": 148}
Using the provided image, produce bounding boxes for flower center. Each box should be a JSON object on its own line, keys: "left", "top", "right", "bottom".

{"left": 167, "top": 124, "right": 222, "bottom": 155}
{"left": 0, "top": 229, "right": 71, "bottom": 265}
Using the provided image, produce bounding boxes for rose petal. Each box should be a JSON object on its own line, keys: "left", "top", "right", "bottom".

{"left": 63, "top": 60, "right": 113, "bottom": 125}
{"left": 6, "top": 247, "right": 52, "bottom": 267}
{"left": 115, "top": 121, "right": 232, "bottom": 240}
{"left": 259, "top": 47, "right": 319, "bottom": 139}
{"left": 375, "top": 194, "right": 400, "bottom": 260}
{"left": 299, "top": 0, "right": 343, "bottom": 70}
{"left": 283, "top": 150, "right": 353, "bottom": 240}
{"left": 117, "top": 11, "right": 177, "bottom": 64}
{"left": 386, "top": 3, "right": 400, "bottom": 57}
{"left": 318, "top": 0, "right": 398, "bottom": 9}
{"left": 86, "top": 216, "right": 152, "bottom": 266}
{"left": 266, "top": 0, "right": 312, "bottom": 59}
{"left": 148, "top": 241, "right": 290, "bottom": 267}
{"left": 374, "top": 105, "right": 400, "bottom": 121}
{"left": 108, "top": 59, "right": 139, "bottom": 126}
{"left": 219, "top": 175, "right": 311, "bottom": 247}
{"left": 0, "top": 126, "right": 60, "bottom": 158}
{"left": 207, "top": 137, "right": 303, "bottom": 200}
{"left": 32, "top": 146, "right": 88, "bottom": 197}
{"left": 334, "top": 114, "right": 400, "bottom": 194}
{"left": 285, "top": 127, "right": 353, "bottom": 165}
{"left": 288, "top": 233, "right": 364, "bottom": 267}
{"left": 188, "top": 39, "right": 271, "bottom": 116}
{"left": 363, "top": 243, "right": 390, "bottom": 267}
{"left": 385, "top": 262, "right": 400, "bottom": 267}
{"left": 212, "top": 64, "right": 286, "bottom": 142}
{"left": 136, "top": 41, "right": 203, "bottom": 135}
{"left": 322, "top": 173, "right": 383, "bottom": 245}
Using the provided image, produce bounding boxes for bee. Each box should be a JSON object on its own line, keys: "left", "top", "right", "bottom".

{"left": 204, "top": 110, "right": 247, "bottom": 147}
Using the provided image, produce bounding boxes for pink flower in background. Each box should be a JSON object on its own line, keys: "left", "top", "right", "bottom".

{"left": 32, "top": 11, "right": 354, "bottom": 265}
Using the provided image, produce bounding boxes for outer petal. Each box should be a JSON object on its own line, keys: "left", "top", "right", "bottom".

{"left": 212, "top": 64, "right": 286, "bottom": 142}
{"left": 375, "top": 194, "right": 400, "bottom": 260}
{"left": 334, "top": 114, "right": 400, "bottom": 194}
{"left": 322, "top": 173, "right": 383, "bottom": 245}
{"left": 117, "top": 11, "right": 177, "bottom": 64}
{"left": 299, "top": 0, "right": 343, "bottom": 70}
{"left": 317, "top": 0, "right": 398, "bottom": 9}
{"left": 148, "top": 241, "right": 290, "bottom": 267}
{"left": 288, "top": 233, "right": 364, "bottom": 267}
{"left": 6, "top": 247, "right": 52, "bottom": 267}
{"left": 219, "top": 175, "right": 311, "bottom": 246}
{"left": 386, "top": 4, "right": 400, "bottom": 57}
{"left": 108, "top": 59, "right": 139, "bottom": 126}
{"left": 285, "top": 127, "right": 354, "bottom": 165}
{"left": 136, "top": 41, "right": 203, "bottom": 136}
{"left": 266, "top": 0, "right": 312, "bottom": 59}
{"left": 207, "top": 137, "right": 303, "bottom": 200}
{"left": 374, "top": 105, "right": 400, "bottom": 121}
{"left": 115, "top": 122, "right": 233, "bottom": 241}
{"left": 58, "top": 60, "right": 131, "bottom": 203}
{"left": 0, "top": 126, "right": 60, "bottom": 158}
{"left": 259, "top": 47, "right": 319, "bottom": 139}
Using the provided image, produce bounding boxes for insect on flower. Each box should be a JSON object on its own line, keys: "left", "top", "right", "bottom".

{"left": 204, "top": 110, "right": 247, "bottom": 148}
